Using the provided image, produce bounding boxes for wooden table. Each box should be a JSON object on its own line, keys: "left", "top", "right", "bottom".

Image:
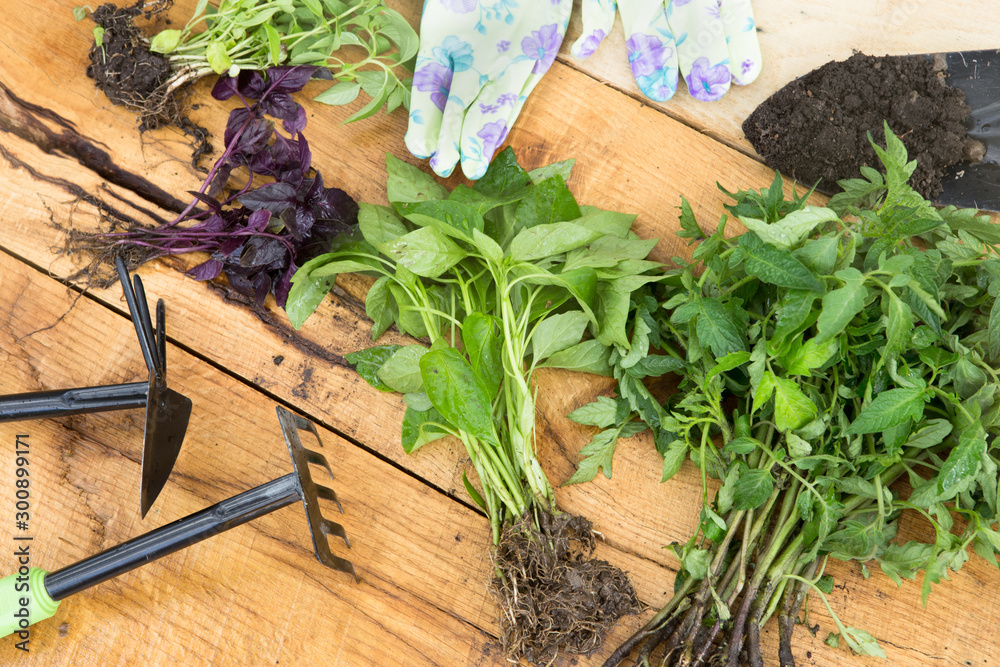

{"left": 1, "top": 1, "right": 998, "bottom": 665}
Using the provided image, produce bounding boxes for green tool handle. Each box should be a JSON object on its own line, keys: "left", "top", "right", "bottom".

{"left": 0, "top": 568, "right": 60, "bottom": 638}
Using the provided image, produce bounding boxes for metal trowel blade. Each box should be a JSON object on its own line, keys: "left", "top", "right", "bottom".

{"left": 140, "top": 378, "right": 193, "bottom": 518}
{"left": 933, "top": 49, "right": 1000, "bottom": 212}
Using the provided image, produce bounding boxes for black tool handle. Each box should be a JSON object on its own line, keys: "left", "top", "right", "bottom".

{"left": 44, "top": 473, "right": 301, "bottom": 600}
{"left": 0, "top": 382, "right": 149, "bottom": 422}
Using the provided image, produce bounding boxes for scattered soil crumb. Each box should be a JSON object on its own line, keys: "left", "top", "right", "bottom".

{"left": 273, "top": 355, "right": 285, "bottom": 366}
{"left": 491, "top": 511, "right": 640, "bottom": 665}
{"left": 743, "top": 53, "right": 973, "bottom": 198}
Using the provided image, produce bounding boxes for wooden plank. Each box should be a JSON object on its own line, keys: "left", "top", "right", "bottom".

{"left": 0, "top": 251, "right": 504, "bottom": 665}
{"left": 0, "top": 0, "right": 998, "bottom": 664}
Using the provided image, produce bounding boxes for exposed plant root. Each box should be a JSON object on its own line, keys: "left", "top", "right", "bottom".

{"left": 87, "top": 0, "right": 210, "bottom": 165}
{"left": 491, "top": 511, "right": 640, "bottom": 665}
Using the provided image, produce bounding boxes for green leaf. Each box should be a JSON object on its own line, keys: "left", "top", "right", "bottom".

{"left": 573, "top": 207, "right": 638, "bottom": 239}
{"left": 842, "top": 626, "right": 886, "bottom": 659}
{"left": 568, "top": 396, "right": 619, "bottom": 428}
{"left": 528, "top": 159, "right": 575, "bottom": 184}
{"left": 846, "top": 387, "right": 926, "bottom": 434}
{"left": 880, "top": 541, "right": 935, "bottom": 586}
{"left": 378, "top": 8, "right": 419, "bottom": 62}
{"left": 753, "top": 370, "right": 776, "bottom": 414}
{"left": 884, "top": 294, "right": 914, "bottom": 360}
{"left": 740, "top": 233, "right": 824, "bottom": 291}
{"left": 565, "top": 428, "right": 619, "bottom": 484}
{"left": 696, "top": 298, "right": 747, "bottom": 358}
{"left": 563, "top": 236, "right": 658, "bottom": 273}
{"left": 286, "top": 255, "right": 336, "bottom": 329}
{"left": 514, "top": 175, "right": 582, "bottom": 228}
{"left": 401, "top": 406, "right": 451, "bottom": 454}
{"left": 345, "top": 345, "right": 402, "bottom": 392}
{"left": 938, "top": 426, "right": 986, "bottom": 495}
{"left": 263, "top": 23, "right": 282, "bottom": 64}
{"left": 386, "top": 153, "right": 448, "bottom": 204}
{"left": 402, "top": 200, "right": 485, "bottom": 241}
{"left": 358, "top": 203, "right": 408, "bottom": 246}
{"left": 509, "top": 221, "right": 602, "bottom": 262}
{"left": 904, "top": 419, "right": 952, "bottom": 449}
{"left": 462, "top": 471, "right": 487, "bottom": 512}
{"left": 205, "top": 41, "right": 232, "bottom": 74}
{"left": 683, "top": 549, "right": 712, "bottom": 580}
{"left": 420, "top": 349, "right": 496, "bottom": 443}
{"left": 313, "top": 82, "right": 362, "bottom": 106}
{"left": 816, "top": 268, "right": 869, "bottom": 343}
{"left": 538, "top": 340, "right": 613, "bottom": 376}
{"left": 772, "top": 377, "right": 817, "bottom": 431}
{"left": 739, "top": 206, "right": 839, "bottom": 249}
{"left": 792, "top": 235, "right": 839, "bottom": 275}
{"left": 989, "top": 298, "right": 1000, "bottom": 360}
{"left": 661, "top": 440, "right": 688, "bottom": 481}
{"left": 366, "top": 276, "right": 393, "bottom": 340}
{"left": 732, "top": 467, "right": 774, "bottom": 510}
{"left": 531, "top": 311, "right": 590, "bottom": 362}
{"left": 72, "top": 6, "right": 87, "bottom": 20}
{"left": 707, "top": 351, "right": 752, "bottom": 383}
{"left": 462, "top": 313, "right": 503, "bottom": 398}
{"left": 149, "top": 29, "right": 183, "bottom": 54}
{"left": 309, "top": 258, "right": 383, "bottom": 278}
{"left": 380, "top": 227, "right": 465, "bottom": 277}
{"left": 772, "top": 290, "right": 818, "bottom": 340}
{"left": 377, "top": 344, "right": 427, "bottom": 394}
{"left": 783, "top": 338, "right": 837, "bottom": 375}
{"left": 474, "top": 147, "right": 532, "bottom": 199}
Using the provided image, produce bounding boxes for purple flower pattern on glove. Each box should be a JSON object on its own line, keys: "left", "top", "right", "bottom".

{"left": 478, "top": 120, "right": 509, "bottom": 157}
{"left": 575, "top": 29, "right": 605, "bottom": 58}
{"left": 626, "top": 34, "right": 671, "bottom": 79}
{"left": 497, "top": 39, "right": 510, "bottom": 53}
{"left": 413, "top": 62, "right": 454, "bottom": 112}
{"left": 440, "top": 0, "right": 477, "bottom": 12}
{"left": 686, "top": 57, "right": 731, "bottom": 101}
{"left": 521, "top": 24, "right": 562, "bottom": 74}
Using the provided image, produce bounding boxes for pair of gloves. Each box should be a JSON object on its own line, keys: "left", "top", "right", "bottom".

{"left": 405, "top": 0, "right": 762, "bottom": 180}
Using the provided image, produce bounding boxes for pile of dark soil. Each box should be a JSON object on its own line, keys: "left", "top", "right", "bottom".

{"left": 743, "top": 53, "right": 976, "bottom": 199}
{"left": 87, "top": 0, "right": 208, "bottom": 162}
{"left": 491, "top": 511, "right": 640, "bottom": 665}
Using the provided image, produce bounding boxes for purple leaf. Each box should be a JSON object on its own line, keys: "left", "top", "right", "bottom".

{"left": 225, "top": 271, "right": 254, "bottom": 298}
{"left": 280, "top": 206, "right": 301, "bottom": 240}
{"left": 238, "top": 236, "right": 288, "bottom": 268}
{"left": 246, "top": 209, "right": 271, "bottom": 232}
{"left": 207, "top": 163, "right": 233, "bottom": 198}
{"left": 252, "top": 272, "right": 272, "bottom": 307}
{"left": 296, "top": 204, "right": 316, "bottom": 238}
{"left": 274, "top": 263, "right": 296, "bottom": 308}
{"left": 188, "top": 258, "right": 224, "bottom": 281}
{"left": 315, "top": 186, "right": 359, "bottom": 224}
{"left": 187, "top": 190, "right": 223, "bottom": 213}
{"left": 236, "top": 70, "right": 268, "bottom": 99}
{"left": 235, "top": 117, "right": 274, "bottom": 155}
{"left": 261, "top": 92, "right": 300, "bottom": 124}
{"left": 266, "top": 66, "right": 317, "bottom": 94}
{"left": 237, "top": 182, "right": 297, "bottom": 213}
{"left": 211, "top": 76, "right": 240, "bottom": 101}
{"left": 218, "top": 235, "right": 244, "bottom": 256}
{"left": 224, "top": 108, "right": 254, "bottom": 148}
{"left": 283, "top": 106, "right": 307, "bottom": 136}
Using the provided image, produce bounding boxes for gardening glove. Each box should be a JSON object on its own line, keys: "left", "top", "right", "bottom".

{"left": 405, "top": 0, "right": 572, "bottom": 180}
{"left": 572, "top": 0, "right": 762, "bottom": 102}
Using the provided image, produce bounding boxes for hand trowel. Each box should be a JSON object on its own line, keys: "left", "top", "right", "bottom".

{"left": 0, "top": 258, "right": 192, "bottom": 517}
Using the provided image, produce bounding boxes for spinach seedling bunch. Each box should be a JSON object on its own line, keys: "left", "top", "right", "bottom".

{"left": 81, "top": 65, "right": 358, "bottom": 307}
{"left": 148, "top": 0, "right": 417, "bottom": 122}
{"left": 577, "top": 125, "right": 1000, "bottom": 666}
{"left": 290, "top": 149, "right": 654, "bottom": 661}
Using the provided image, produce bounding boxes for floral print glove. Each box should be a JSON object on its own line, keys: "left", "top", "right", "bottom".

{"left": 572, "top": 0, "right": 761, "bottom": 102}
{"left": 405, "top": 0, "right": 572, "bottom": 180}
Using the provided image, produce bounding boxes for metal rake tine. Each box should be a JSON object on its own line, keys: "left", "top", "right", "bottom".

{"left": 320, "top": 517, "right": 351, "bottom": 547}
{"left": 115, "top": 257, "right": 158, "bottom": 376}
{"left": 305, "top": 450, "right": 335, "bottom": 481}
{"left": 132, "top": 274, "right": 162, "bottom": 376}
{"left": 314, "top": 484, "right": 343, "bottom": 513}
{"left": 315, "top": 549, "right": 358, "bottom": 581}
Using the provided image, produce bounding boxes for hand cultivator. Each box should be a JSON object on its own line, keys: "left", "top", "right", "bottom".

{"left": 0, "top": 258, "right": 192, "bottom": 517}
{"left": 0, "top": 407, "right": 355, "bottom": 638}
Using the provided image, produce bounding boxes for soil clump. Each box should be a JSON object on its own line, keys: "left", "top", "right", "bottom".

{"left": 744, "top": 53, "right": 975, "bottom": 198}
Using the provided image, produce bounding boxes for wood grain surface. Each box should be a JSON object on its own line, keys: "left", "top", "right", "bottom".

{"left": 0, "top": 0, "right": 998, "bottom": 665}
